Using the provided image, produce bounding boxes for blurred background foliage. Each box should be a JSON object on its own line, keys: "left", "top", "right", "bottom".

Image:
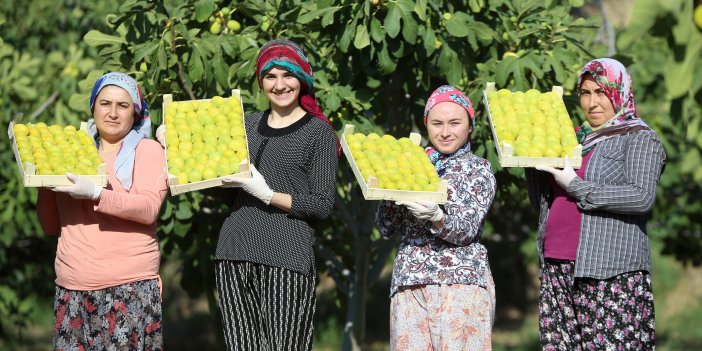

{"left": 0, "top": 0, "right": 700, "bottom": 350}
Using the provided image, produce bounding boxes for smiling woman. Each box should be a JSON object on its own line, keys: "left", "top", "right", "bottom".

{"left": 261, "top": 67, "right": 303, "bottom": 119}
{"left": 376, "top": 85, "right": 497, "bottom": 351}
{"left": 212, "top": 39, "right": 339, "bottom": 351}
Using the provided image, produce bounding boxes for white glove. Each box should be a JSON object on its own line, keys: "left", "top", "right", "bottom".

{"left": 53, "top": 173, "right": 103, "bottom": 201}
{"left": 155, "top": 124, "right": 166, "bottom": 147}
{"left": 396, "top": 201, "right": 444, "bottom": 222}
{"left": 220, "top": 165, "right": 274, "bottom": 205}
{"left": 535, "top": 156, "right": 579, "bottom": 189}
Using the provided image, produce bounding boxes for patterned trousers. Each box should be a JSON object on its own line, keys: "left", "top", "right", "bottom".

{"left": 215, "top": 260, "right": 316, "bottom": 351}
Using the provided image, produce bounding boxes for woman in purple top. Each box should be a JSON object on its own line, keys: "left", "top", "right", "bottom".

{"left": 376, "top": 85, "right": 497, "bottom": 350}
{"left": 526, "top": 58, "right": 666, "bottom": 350}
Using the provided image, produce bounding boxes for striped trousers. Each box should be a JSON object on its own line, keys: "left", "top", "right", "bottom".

{"left": 215, "top": 260, "right": 316, "bottom": 351}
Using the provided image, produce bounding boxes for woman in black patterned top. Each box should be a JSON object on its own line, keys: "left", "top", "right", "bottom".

{"left": 527, "top": 58, "right": 665, "bottom": 350}
{"left": 216, "top": 39, "right": 338, "bottom": 351}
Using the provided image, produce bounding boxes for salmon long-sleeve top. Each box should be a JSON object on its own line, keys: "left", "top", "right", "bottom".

{"left": 37, "top": 139, "right": 168, "bottom": 291}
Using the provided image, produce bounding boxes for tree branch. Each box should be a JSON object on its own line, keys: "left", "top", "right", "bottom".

{"left": 29, "top": 91, "right": 60, "bottom": 120}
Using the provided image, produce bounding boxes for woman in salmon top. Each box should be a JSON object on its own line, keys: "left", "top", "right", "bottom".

{"left": 37, "top": 72, "right": 168, "bottom": 350}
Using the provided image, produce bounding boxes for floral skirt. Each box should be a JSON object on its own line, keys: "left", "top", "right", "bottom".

{"left": 539, "top": 258, "right": 655, "bottom": 351}
{"left": 53, "top": 279, "right": 162, "bottom": 351}
{"left": 390, "top": 271, "right": 495, "bottom": 351}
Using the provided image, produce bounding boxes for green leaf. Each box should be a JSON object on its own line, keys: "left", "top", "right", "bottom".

{"left": 133, "top": 41, "right": 160, "bottom": 64}
{"left": 617, "top": 0, "right": 663, "bottom": 49}
{"left": 395, "top": 0, "right": 414, "bottom": 14}
{"left": 175, "top": 201, "right": 193, "bottom": 221}
{"left": 377, "top": 42, "right": 397, "bottom": 74}
{"left": 437, "top": 44, "right": 462, "bottom": 86}
{"left": 494, "top": 52, "right": 543, "bottom": 90}
{"left": 213, "top": 53, "right": 229, "bottom": 88}
{"left": 445, "top": 12, "right": 471, "bottom": 38}
{"left": 384, "top": 2, "right": 401, "bottom": 39}
{"left": 414, "top": 0, "right": 428, "bottom": 20}
{"left": 160, "top": 200, "right": 174, "bottom": 220}
{"left": 370, "top": 18, "right": 383, "bottom": 43}
{"left": 664, "top": 34, "right": 702, "bottom": 99}
{"left": 119, "top": 0, "right": 141, "bottom": 12}
{"left": 161, "top": 218, "right": 174, "bottom": 234}
{"left": 339, "top": 18, "right": 357, "bottom": 52}
{"left": 400, "top": 12, "right": 418, "bottom": 44}
{"left": 546, "top": 55, "right": 566, "bottom": 85}
{"left": 173, "top": 220, "right": 190, "bottom": 237}
{"left": 194, "top": 0, "right": 216, "bottom": 23}
{"left": 83, "top": 30, "right": 125, "bottom": 47}
{"left": 445, "top": 12, "right": 494, "bottom": 42}
{"left": 189, "top": 52, "right": 204, "bottom": 82}
{"left": 298, "top": 6, "right": 340, "bottom": 25}
{"left": 322, "top": 9, "right": 337, "bottom": 27}
{"left": 680, "top": 148, "right": 701, "bottom": 175}
{"left": 422, "top": 27, "right": 437, "bottom": 56}
{"left": 326, "top": 93, "right": 341, "bottom": 111}
{"left": 468, "top": 0, "right": 484, "bottom": 13}
{"left": 158, "top": 42, "right": 168, "bottom": 70}
{"left": 69, "top": 93, "right": 90, "bottom": 111}
{"left": 353, "top": 24, "right": 370, "bottom": 49}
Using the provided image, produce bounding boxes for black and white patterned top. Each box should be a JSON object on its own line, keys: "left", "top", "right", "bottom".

{"left": 215, "top": 110, "right": 338, "bottom": 276}
{"left": 526, "top": 131, "right": 666, "bottom": 279}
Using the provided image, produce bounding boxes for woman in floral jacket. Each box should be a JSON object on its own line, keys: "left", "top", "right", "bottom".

{"left": 375, "top": 85, "right": 497, "bottom": 351}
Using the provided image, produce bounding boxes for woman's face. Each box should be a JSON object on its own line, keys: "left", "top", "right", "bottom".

{"left": 579, "top": 75, "right": 615, "bottom": 128}
{"left": 426, "top": 102, "right": 471, "bottom": 154}
{"left": 92, "top": 85, "right": 136, "bottom": 143}
{"left": 262, "top": 67, "right": 302, "bottom": 111}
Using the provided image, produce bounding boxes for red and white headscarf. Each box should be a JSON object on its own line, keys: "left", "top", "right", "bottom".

{"left": 255, "top": 39, "right": 339, "bottom": 155}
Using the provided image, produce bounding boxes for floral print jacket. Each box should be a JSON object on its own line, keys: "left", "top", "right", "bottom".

{"left": 376, "top": 147, "right": 496, "bottom": 297}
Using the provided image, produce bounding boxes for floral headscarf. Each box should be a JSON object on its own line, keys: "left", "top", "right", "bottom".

{"left": 575, "top": 58, "right": 652, "bottom": 155}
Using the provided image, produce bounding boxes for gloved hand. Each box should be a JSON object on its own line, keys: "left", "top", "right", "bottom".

{"left": 535, "top": 156, "right": 579, "bottom": 189}
{"left": 396, "top": 201, "right": 444, "bottom": 222}
{"left": 53, "top": 173, "right": 103, "bottom": 201}
{"left": 155, "top": 124, "right": 166, "bottom": 148}
{"left": 220, "top": 165, "right": 274, "bottom": 205}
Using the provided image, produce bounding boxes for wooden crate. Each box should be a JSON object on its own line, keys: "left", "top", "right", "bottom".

{"left": 483, "top": 82, "right": 583, "bottom": 168}
{"left": 8, "top": 118, "right": 108, "bottom": 187}
{"left": 162, "top": 89, "right": 252, "bottom": 195}
{"left": 341, "top": 124, "right": 448, "bottom": 204}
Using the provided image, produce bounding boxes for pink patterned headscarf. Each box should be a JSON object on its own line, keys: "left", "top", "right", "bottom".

{"left": 423, "top": 85, "right": 476, "bottom": 172}
{"left": 422, "top": 85, "right": 475, "bottom": 125}
{"left": 575, "top": 58, "right": 652, "bottom": 155}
